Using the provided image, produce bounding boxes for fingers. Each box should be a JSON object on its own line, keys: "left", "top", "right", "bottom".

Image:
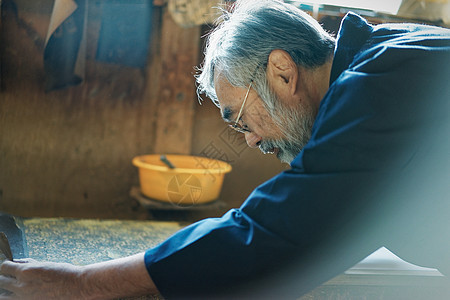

{"left": 0, "top": 295, "right": 15, "bottom": 300}
{"left": 0, "top": 275, "right": 18, "bottom": 294}
{"left": 0, "top": 290, "right": 19, "bottom": 300}
{"left": 0, "top": 259, "right": 47, "bottom": 299}
{"left": 0, "top": 261, "right": 18, "bottom": 296}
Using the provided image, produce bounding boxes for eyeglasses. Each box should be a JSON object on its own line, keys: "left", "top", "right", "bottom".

{"left": 228, "top": 81, "right": 253, "bottom": 134}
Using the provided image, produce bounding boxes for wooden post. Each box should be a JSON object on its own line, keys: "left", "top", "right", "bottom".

{"left": 151, "top": 7, "right": 201, "bottom": 155}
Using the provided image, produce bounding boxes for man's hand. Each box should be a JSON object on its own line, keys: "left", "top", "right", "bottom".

{"left": 0, "top": 253, "right": 158, "bottom": 300}
{"left": 0, "top": 258, "right": 85, "bottom": 299}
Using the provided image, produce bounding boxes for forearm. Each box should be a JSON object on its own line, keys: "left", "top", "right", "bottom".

{"left": 80, "top": 252, "right": 159, "bottom": 300}
{"left": 0, "top": 252, "right": 158, "bottom": 300}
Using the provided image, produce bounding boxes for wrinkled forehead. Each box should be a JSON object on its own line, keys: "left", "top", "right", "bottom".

{"left": 213, "top": 70, "right": 244, "bottom": 122}
{"left": 213, "top": 68, "right": 231, "bottom": 101}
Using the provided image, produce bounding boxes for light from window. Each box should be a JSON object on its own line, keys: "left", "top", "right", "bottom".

{"left": 291, "top": 0, "right": 403, "bottom": 15}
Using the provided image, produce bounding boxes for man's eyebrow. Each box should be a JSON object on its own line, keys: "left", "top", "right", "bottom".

{"left": 222, "top": 106, "right": 233, "bottom": 122}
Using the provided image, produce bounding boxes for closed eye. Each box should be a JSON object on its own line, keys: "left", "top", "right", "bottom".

{"left": 239, "top": 117, "right": 251, "bottom": 131}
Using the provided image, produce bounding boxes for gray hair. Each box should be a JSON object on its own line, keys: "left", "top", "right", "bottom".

{"left": 196, "top": 0, "right": 335, "bottom": 112}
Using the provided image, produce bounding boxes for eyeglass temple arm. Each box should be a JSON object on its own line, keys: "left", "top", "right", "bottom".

{"left": 235, "top": 81, "right": 253, "bottom": 123}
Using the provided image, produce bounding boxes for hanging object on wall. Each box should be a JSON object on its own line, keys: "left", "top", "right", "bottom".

{"left": 96, "top": 0, "right": 153, "bottom": 68}
{"left": 44, "top": 0, "right": 87, "bottom": 92}
{"left": 397, "top": 0, "right": 450, "bottom": 25}
{"left": 168, "top": 0, "right": 226, "bottom": 28}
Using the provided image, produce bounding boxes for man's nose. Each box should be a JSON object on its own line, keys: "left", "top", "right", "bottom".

{"left": 245, "top": 132, "right": 262, "bottom": 148}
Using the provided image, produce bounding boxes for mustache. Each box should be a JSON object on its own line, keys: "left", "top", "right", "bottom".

{"left": 259, "top": 139, "right": 276, "bottom": 154}
{"left": 259, "top": 136, "right": 305, "bottom": 164}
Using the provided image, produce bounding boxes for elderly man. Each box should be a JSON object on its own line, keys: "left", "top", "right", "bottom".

{"left": 1, "top": 0, "right": 450, "bottom": 299}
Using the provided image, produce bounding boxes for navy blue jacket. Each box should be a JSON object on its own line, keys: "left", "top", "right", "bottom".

{"left": 145, "top": 13, "right": 450, "bottom": 299}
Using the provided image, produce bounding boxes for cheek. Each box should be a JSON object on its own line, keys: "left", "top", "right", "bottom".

{"left": 246, "top": 102, "right": 282, "bottom": 137}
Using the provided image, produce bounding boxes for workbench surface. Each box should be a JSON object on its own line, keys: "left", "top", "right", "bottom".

{"left": 22, "top": 218, "right": 183, "bottom": 265}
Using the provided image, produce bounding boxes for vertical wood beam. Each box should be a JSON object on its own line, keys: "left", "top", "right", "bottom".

{"left": 152, "top": 7, "right": 200, "bottom": 155}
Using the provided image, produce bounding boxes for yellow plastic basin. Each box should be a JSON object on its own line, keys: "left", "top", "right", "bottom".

{"left": 132, "top": 154, "right": 232, "bottom": 205}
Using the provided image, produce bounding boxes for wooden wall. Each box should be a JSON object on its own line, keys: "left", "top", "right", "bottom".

{"left": 0, "top": 0, "right": 285, "bottom": 220}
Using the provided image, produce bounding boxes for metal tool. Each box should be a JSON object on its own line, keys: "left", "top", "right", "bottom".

{"left": 160, "top": 155, "right": 176, "bottom": 169}
{"left": 0, "top": 232, "right": 13, "bottom": 262}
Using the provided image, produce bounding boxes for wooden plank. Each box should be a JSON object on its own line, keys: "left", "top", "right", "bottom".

{"left": 152, "top": 7, "right": 200, "bottom": 155}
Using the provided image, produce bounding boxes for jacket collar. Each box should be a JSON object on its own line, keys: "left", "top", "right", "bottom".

{"left": 329, "top": 12, "right": 374, "bottom": 85}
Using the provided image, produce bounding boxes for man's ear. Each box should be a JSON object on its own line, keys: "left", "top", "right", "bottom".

{"left": 266, "top": 49, "right": 299, "bottom": 98}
